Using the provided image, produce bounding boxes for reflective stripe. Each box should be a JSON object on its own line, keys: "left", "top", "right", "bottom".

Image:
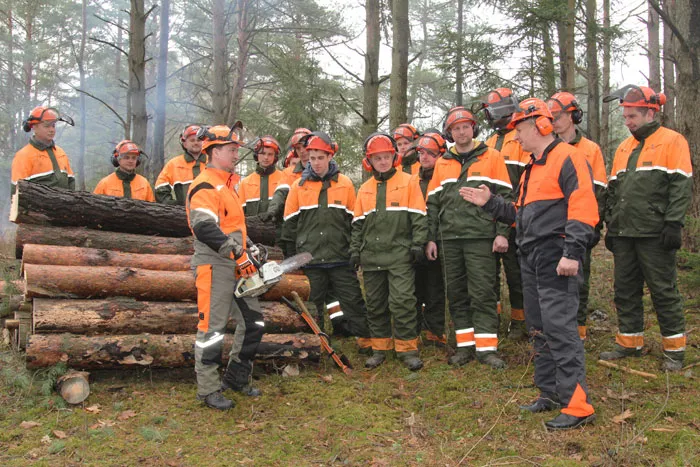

{"left": 504, "top": 160, "right": 527, "bottom": 167}
{"left": 328, "top": 203, "right": 354, "bottom": 216}
{"left": 255, "top": 321, "right": 265, "bottom": 327}
{"left": 326, "top": 301, "right": 340, "bottom": 309}
{"left": 593, "top": 180, "right": 608, "bottom": 188}
{"left": 274, "top": 183, "right": 291, "bottom": 192}
{"left": 636, "top": 165, "right": 693, "bottom": 177}
{"left": 329, "top": 311, "right": 344, "bottom": 320}
{"left": 195, "top": 332, "right": 225, "bottom": 348}
{"left": 466, "top": 176, "right": 513, "bottom": 190}
{"left": 283, "top": 210, "right": 300, "bottom": 221}
{"left": 455, "top": 328, "right": 475, "bottom": 347}
{"left": 194, "top": 207, "right": 219, "bottom": 222}
{"left": 407, "top": 207, "right": 427, "bottom": 215}
{"left": 173, "top": 180, "right": 194, "bottom": 186}
{"left": 427, "top": 185, "right": 443, "bottom": 198}
{"left": 24, "top": 170, "right": 57, "bottom": 181}
{"left": 155, "top": 182, "right": 172, "bottom": 189}
{"left": 475, "top": 333, "right": 499, "bottom": 351}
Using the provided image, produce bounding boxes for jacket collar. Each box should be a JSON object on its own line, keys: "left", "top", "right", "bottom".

{"left": 419, "top": 166, "right": 434, "bottom": 181}
{"left": 531, "top": 138, "right": 562, "bottom": 166}
{"left": 256, "top": 164, "right": 276, "bottom": 176}
{"left": 570, "top": 129, "right": 583, "bottom": 146}
{"left": 29, "top": 137, "right": 55, "bottom": 151}
{"left": 300, "top": 159, "right": 340, "bottom": 185}
{"left": 632, "top": 121, "right": 661, "bottom": 142}
{"left": 372, "top": 167, "right": 397, "bottom": 182}
{"left": 183, "top": 151, "right": 206, "bottom": 164}
{"left": 115, "top": 168, "right": 136, "bottom": 182}
{"left": 445, "top": 141, "right": 488, "bottom": 164}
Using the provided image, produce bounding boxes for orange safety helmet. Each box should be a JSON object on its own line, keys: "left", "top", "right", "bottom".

{"left": 197, "top": 125, "right": 240, "bottom": 152}
{"left": 301, "top": 131, "right": 338, "bottom": 156}
{"left": 253, "top": 135, "right": 281, "bottom": 162}
{"left": 362, "top": 133, "right": 398, "bottom": 171}
{"left": 112, "top": 140, "right": 144, "bottom": 167}
{"left": 282, "top": 148, "right": 296, "bottom": 168}
{"left": 547, "top": 92, "right": 583, "bottom": 124}
{"left": 507, "top": 98, "right": 554, "bottom": 135}
{"left": 288, "top": 128, "right": 312, "bottom": 147}
{"left": 392, "top": 123, "right": 421, "bottom": 142}
{"left": 482, "top": 88, "right": 520, "bottom": 129}
{"left": 603, "top": 84, "right": 666, "bottom": 111}
{"left": 180, "top": 124, "right": 201, "bottom": 143}
{"left": 22, "top": 106, "right": 74, "bottom": 132}
{"left": 442, "top": 106, "right": 480, "bottom": 142}
{"left": 416, "top": 131, "right": 447, "bottom": 157}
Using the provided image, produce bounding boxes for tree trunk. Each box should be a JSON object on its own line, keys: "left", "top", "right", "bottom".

{"left": 362, "top": 0, "right": 380, "bottom": 138}
{"left": 662, "top": 0, "right": 676, "bottom": 128}
{"left": 22, "top": 244, "right": 191, "bottom": 271}
{"left": 26, "top": 333, "right": 321, "bottom": 369}
{"left": 585, "top": 0, "right": 601, "bottom": 143}
{"left": 23, "top": 265, "right": 311, "bottom": 302}
{"left": 648, "top": 4, "right": 662, "bottom": 91}
{"left": 455, "top": 0, "right": 464, "bottom": 106}
{"left": 10, "top": 181, "right": 277, "bottom": 244}
{"left": 227, "top": 0, "right": 252, "bottom": 125}
{"left": 129, "top": 0, "right": 148, "bottom": 151}
{"left": 151, "top": 0, "right": 170, "bottom": 180}
{"left": 557, "top": 0, "right": 576, "bottom": 91}
{"left": 212, "top": 0, "right": 228, "bottom": 122}
{"left": 389, "top": 0, "right": 409, "bottom": 129}
{"left": 406, "top": 0, "right": 428, "bottom": 122}
{"left": 22, "top": 7, "right": 34, "bottom": 104}
{"left": 7, "top": 10, "right": 16, "bottom": 151}
{"left": 33, "top": 298, "right": 310, "bottom": 335}
{"left": 542, "top": 25, "right": 557, "bottom": 97}
{"left": 600, "top": 0, "right": 611, "bottom": 162}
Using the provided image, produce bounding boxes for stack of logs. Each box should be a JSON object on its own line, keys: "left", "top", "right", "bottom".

{"left": 5, "top": 180, "right": 322, "bottom": 371}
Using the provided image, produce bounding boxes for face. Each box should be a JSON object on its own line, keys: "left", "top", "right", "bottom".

{"left": 33, "top": 121, "right": 57, "bottom": 144}
{"left": 257, "top": 147, "right": 277, "bottom": 168}
{"left": 118, "top": 152, "right": 140, "bottom": 172}
{"left": 369, "top": 151, "right": 395, "bottom": 173}
{"left": 396, "top": 137, "right": 412, "bottom": 156}
{"left": 622, "top": 107, "right": 654, "bottom": 133}
{"left": 211, "top": 143, "right": 240, "bottom": 172}
{"left": 182, "top": 134, "right": 203, "bottom": 155}
{"left": 552, "top": 111, "right": 574, "bottom": 135}
{"left": 289, "top": 155, "right": 300, "bottom": 167}
{"left": 514, "top": 120, "right": 539, "bottom": 154}
{"left": 418, "top": 148, "right": 438, "bottom": 169}
{"left": 294, "top": 143, "right": 309, "bottom": 163}
{"left": 308, "top": 149, "right": 332, "bottom": 177}
{"left": 450, "top": 121, "right": 473, "bottom": 146}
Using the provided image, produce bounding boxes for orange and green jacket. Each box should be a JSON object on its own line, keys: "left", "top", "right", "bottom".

{"left": 427, "top": 142, "right": 513, "bottom": 241}
{"left": 569, "top": 130, "right": 607, "bottom": 232}
{"left": 93, "top": 169, "right": 155, "bottom": 201}
{"left": 186, "top": 166, "right": 248, "bottom": 267}
{"left": 155, "top": 152, "right": 207, "bottom": 205}
{"left": 11, "top": 139, "right": 74, "bottom": 194}
{"left": 238, "top": 165, "right": 285, "bottom": 216}
{"left": 351, "top": 169, "right": 427, "bottom": 269}
{"left": 400, "top": 151, "right": 420, "bottom": 175}
{"left": 410, "top": 166, "right": 435, "bottom": 200}
{"left": 482, "top": 139, "right": 598, "bottom": 261}
{"left": 281, "top": 161, "right": 356, "bottom": 266}
{"left": 606, "top": 121, "right": 692, "bottom": 237}
{"left": 268, "top": 161, "right": 305, "bottom": 218}
{"left": 485, "top": 129, "right": 531, "bottom": 189}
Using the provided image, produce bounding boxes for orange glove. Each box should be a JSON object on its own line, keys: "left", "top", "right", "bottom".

{"left": 235, "top": 251, "right": 258, "bottom": 278}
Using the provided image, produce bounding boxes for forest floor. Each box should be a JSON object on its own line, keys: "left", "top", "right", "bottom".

{"left": 1, "top": 244, "right": 699, "bottom": 466}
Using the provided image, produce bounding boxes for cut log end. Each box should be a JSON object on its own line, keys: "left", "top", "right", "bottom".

{"left": 56, "top": 371, "right": 90, "bottom": 404}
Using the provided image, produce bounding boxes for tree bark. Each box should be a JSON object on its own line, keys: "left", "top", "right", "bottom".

{"left": 600, "top": 0, "right": 612, "bottom": 162}
{"left": 212, "top": 0, "right": 228, "bottom": 122}
{"left": 23, "top": 265, "right": 310, "bottom": 302}
{"left": 389, "top": 0, "right": 409, "bottom": 129}
{"left": 22, "top": 244, "right": 191, "bottom": 271}
{"left": 455, "top": 0, "right": 464, "bottom": 106}
{"left": 33, "top": 298, "right": 310, "bottom": 335}
{"left": 362, "top": 0, "right": 380, "bottom": 138}
{"left": 557, "top": 0, "right": 577, "bottom": 92}
{"left": 648, "top": 4, "right": 662, "bottom": 91}
{"left": 76, "top": 0, "right": 87, "bottom": 191}
{"left": 129, "top": 0, "right": 148, "bottom": 151}
{"left": 227, "top": 0, "right": 252, "bottom": 125}
{"left": 10, "top": 181, "right": 277, "bottom": 244}
{"left": 662, "top": 0, "right": 676, "bottom": 128}
{"left": 542, "top": 25, "right": 557, "bottom": 97}
{"left": 585, "top": 0, "right": 601, "bottom": 143}
{"left": 26, "top": 333, "right": 321, "bottom": 369}
{"left": 151, "top": 0, "right": 170, "bottom": 179}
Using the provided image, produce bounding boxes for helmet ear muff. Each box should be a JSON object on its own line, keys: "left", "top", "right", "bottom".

{"left": 472, "top": 120, "right": 481, "bottom": 138}
{"left": 535, "top": 116, "right": 554, "bottom": 135}
{"left": 442, "top": 106, "right": 479, "bottom": 142}
{"left": 22, "top": 117, "right": 35, "bottom": 133}
{"left": 112, "top": 141, "right": 143, "bottom": 167}
{"left": 362, "top": 132, "right": 399, "bottom": 171}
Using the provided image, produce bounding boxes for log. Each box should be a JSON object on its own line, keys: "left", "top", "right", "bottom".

{"left": 26, "top": 333, "right": 321, "bottom": 369}
{"left": 56, "top": 371, "right": 90, "bottom": 404}
{"left": 597, "top": 359, "right": 658, "bottom": 379}
{"left": 22, "top": 244, "right": 191, "bottom": 271}
{"left": 33, "top": 298, "right": 311, "bottom": 334}
{"left": 14, "top": 223, "right": 283, "bottom": 260}
{"left": 11, "top": 181, "right": 276, "bottom": 243}
{"left": 24, "top": 265, "right": 310, "bottom": 302}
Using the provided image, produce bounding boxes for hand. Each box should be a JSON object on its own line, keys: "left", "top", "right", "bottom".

{"left": 604, "top": 232, "right": 614, "bottom": 252}
{"left": 660, "top": 222, "right": 682, "bottom": 250}
{"left": 459, "top": 184, "right": 491, "bottom": 207}
{"left": 235, "top": 251, "right": 258, "bottom": 278}
{"left": 349, "top": 254, "right": 360, "bottom": 270}
{"left": 248, "top": 243, "right": 260, "bottom": 260}
{"left": 556, "top": 257, "right": 579, "bottom": 276}
{"left": 258, "top": 211, "right": 275, "bottom": 223}
{"left": 492, "top": 235, "right": 508, "bottom": 253}
{"left": 425, "top": 241, "right": 438, "bottom": 261}
{"left": 410, "top": 246, "right": 425, "bottom": 264}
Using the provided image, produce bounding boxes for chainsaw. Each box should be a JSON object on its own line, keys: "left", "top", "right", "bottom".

{"left": 234, "top": 246, "right": 312, "bottom": 298}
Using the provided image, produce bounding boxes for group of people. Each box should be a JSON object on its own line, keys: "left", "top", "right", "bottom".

{"left": 10, "top": 83, "right": 692, "bottom": 431}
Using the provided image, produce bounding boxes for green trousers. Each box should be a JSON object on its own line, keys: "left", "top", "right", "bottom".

{"left": 494, "top": 231, "right": 524, "bottom": 310}
{"left": 415, "top": 257, "right": 446, "bottom": 339}
{"left": 577, "top": 246, "right": 593, "bottom": 327}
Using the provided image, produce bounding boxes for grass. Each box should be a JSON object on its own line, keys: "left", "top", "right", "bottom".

{"left": 0, "top": 246, "right": 699, "bottom": 466}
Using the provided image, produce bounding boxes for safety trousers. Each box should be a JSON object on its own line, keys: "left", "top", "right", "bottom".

{"left": 494, "top": 231, "right": 524, "bottom": 324}
{"left": 520, "top": 238, "right": 594, "bottom": 417}
{"left": 415, "top": 257, "right": 446, "bottom": 344}
{"left": 194, "top": 264, "right": 264, "bottom": 397}
{"left": 577, "top": 246, "right": 593, "bottom": 339}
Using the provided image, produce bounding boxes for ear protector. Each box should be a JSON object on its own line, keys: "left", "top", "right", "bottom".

{"left": 22, "top": 107, "right": 75, "bottom": 133}
{"left": 442, "top": 106, "right": 480, "bottom": 143}
{"left": 112, "top": 140, "right": 144, "bottom": 167}
{"left": 362, "top": 132, "right": 399, "bottom": 172}
{"left": 522, "top": 104, "right": 554, "bottom": 135}
{"left": 548, "top": 97, "right": 583, "bottom": 125}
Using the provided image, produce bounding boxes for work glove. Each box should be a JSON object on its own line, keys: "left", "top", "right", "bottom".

{"left": 660, "top": 222, "right": 682, "bottom": 250}
{"left": 604, "top": 232, "right": 614, "bottom": 252}
{"left": 349, "top": 254, "right": 360, "bottom": 271}
{"left": 258, "top": 211, "right": 275, "bottom": 223}
{"left": 410, "top": 246, "right": 425, "bottom": 264}
{"left": 235, "top": 251, "right": 258, "bottom": 278}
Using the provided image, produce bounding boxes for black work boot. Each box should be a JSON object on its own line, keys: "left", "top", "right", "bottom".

{"left": 662, "top": 351, "right": 684, "bottom": 372}
{"left": 507, "top": 320, "right": 528, "bottom": 341}
{"left": 599, "top": 344, "right": 642, "bottom": 361}
{"left": 448, "top": 347, "right": 475, "bottom": 366}
{"left": 365, "top": 350, "right": 387, "bottom": 369}
{"left": 520, "top": 393, "right": 561, "bottom": 413}
{"left": 398, "top": 351, "right": 424, "bottom": 371}
{"left": 222, "top": 359, "right": 261, "bottom": 396}
{"left": 478, "top": 352, "right": 507, "bottom": 369}
{"left": 197, "top": 390, "right": 234, "bottom": 411}
{"left": 545, "top": 412, "right": 596, "bottom": 431}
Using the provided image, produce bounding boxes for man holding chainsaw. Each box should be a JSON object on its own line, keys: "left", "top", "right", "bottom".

{"left": 282, "top": 131, "right": 373, "bottom": 353}
{"left": 186, "top": 125, "right": 265, "bottom": 411}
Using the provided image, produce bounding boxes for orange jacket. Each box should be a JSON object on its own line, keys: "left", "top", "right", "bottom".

{"left": 238, "top": 166, "right": 285, "bottom": 216}
{"left": 154, "top": 152, "right": 207, "bottom": 205}
{"left": 569, "top": 130, "right": 607, "bottom": 230}
{"left": 93, "top": 170, "right": 155, "bottom": 201}
{"left": 187, "top": 166, "right": 248, "bottom": 267}
{"left": 267, "top": 162, "right": 305, "bottom": 218}
{"left": 11, "top": 140, "right": 74, "bottom": 194}
{"left": 485, "top": 130, "right": 531, "bottom": 188}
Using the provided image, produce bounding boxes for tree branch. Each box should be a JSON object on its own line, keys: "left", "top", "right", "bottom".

{"left": 93, "top": 13, "right": 128, "bottom": 32}
{"left": 338, "top": 93, "right": 367, "bottom": 123}
{"left": 90, "top": 37, "right": 128, "bottom": 57}
{"left": 71, "top": 86, "right": 127, "bottom": 130}
{"left": 316, "top": 40, "right": 364, "bottom": 84}
{"left": 648, "top": 0, "right": 698, "bottom": 79}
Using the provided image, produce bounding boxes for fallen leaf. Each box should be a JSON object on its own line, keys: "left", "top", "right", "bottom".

{"left": 131, "top": 391, "right": 145, "bottom": 396}
{"left": 319, "top": 374, "right": 333, "bottom": 383}
{"left": 612, "top": 409, "right": 634, "bottom": 424}
{"left": 90, "top": 419, "right": 115, "bottom": 430}
{"left": 41, "top": 435, "right": 52, "bottom": 445}
{"left": 664, "top": 416, "right": 674, "bottom": 423}
{"left": 85, "top": 404, "right": 101, "bottom": 414}
{"left": 19, "top": 421, "right": 41, "bottom": 429}
{"left": 117, "top": 410, "right": 137, "bottom": 421}
{"left": 52, "top": 430, "right": 68, "bottom": 439}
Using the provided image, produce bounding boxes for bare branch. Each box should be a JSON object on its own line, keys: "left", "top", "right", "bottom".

{"left": 90, "top": 37, "right": 128, "bottom": 57}
{"left": 71, "top": 86, "right": 127, "bottom": 129}
{"left": 316, "top": 40, "right": 364, "bottom": 84}
{"left": 93, "top": 13, "right": 128, "bottom": 32}
{"left": 339, "top": 93, "right": 367, "bottom": 123}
